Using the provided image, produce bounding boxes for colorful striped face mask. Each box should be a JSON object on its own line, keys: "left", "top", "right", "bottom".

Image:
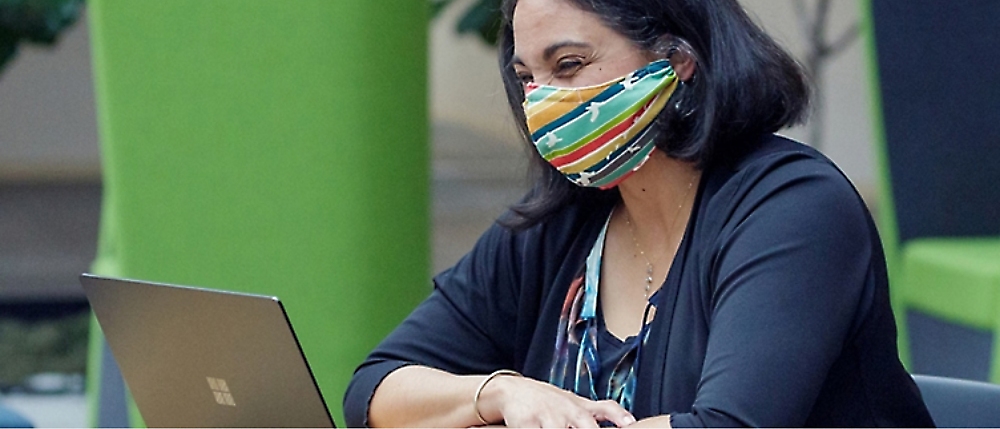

{"left": 523, "top": 60, "right": 678, "bottom": 189}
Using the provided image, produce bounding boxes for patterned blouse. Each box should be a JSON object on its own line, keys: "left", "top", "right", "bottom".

{"left": 548, "top": 212, "right": 657, "bottom": 412}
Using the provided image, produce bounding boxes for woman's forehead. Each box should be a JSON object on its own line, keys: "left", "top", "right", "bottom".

{"left": 512, "top": 0, "right": 619, "bottom": 62}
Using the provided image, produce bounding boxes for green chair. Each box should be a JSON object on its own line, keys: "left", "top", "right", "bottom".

{"left": 85, "top": 0, "right": 430, "bottom": 426}
{"left": 865, "top": 0, "right": 1000, "bottom": 382}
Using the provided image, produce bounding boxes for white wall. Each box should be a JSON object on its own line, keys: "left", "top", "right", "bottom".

{"left": 0, "top": 11, "right": 99, "bottom": 181}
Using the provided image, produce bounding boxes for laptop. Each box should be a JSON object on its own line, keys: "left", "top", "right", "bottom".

{"left": 80, "top": 274, "right": 336, "bottom": 428}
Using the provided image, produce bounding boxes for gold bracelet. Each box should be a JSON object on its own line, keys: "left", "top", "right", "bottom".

{"left": 473, "top": 369, "right": 521, "bottom": 425}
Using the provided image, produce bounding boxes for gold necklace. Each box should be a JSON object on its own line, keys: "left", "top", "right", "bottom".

{"left": 624, "top": 178, "right": 695, "bottom": 300}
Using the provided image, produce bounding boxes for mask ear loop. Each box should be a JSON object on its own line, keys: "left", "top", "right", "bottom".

{"left": 656, "top": 37, "right": 699, "bottom": 119}
{"left": 646, "top": 34, "right": 701, "bottom": 152}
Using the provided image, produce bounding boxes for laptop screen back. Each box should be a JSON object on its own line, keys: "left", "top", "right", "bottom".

{"left": 81, "top": 274, "right": 335, "bottom": 428}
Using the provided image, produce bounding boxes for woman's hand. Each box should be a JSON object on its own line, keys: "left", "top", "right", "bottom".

{"left": 476, "top": 374, "right": 636, "bottom": 428}
{"left": 624, "top": 415, "right": 672, "bottom": 428}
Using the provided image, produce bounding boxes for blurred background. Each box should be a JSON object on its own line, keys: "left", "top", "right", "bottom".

{"left": 1, "top": 0, "right": 996, "bottom": 427}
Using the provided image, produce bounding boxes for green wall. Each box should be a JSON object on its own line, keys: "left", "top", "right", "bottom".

{"left": 87, "top": 1, "right": 429, "bottom": 425}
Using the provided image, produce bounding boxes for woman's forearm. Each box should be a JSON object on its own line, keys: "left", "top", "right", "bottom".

{"left": 368, "top": 365, "right": 493, "bottom": 427}
{"left": 369, "top": 365, "right": 635, "bottom": 428}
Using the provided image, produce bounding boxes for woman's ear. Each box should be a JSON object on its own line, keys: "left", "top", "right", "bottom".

{"left": 650, "top": 35, "right": 699, "bottom": 82}
{"left": 670, "top": 49, "right": 697, "bottom": 81}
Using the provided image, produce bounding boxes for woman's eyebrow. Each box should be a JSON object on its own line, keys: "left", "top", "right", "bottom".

{"left": 543, "top": 41, "right": 591, "bottom": 60}
{"left": 513, "top": 40, "right": 593, "bottom": 66}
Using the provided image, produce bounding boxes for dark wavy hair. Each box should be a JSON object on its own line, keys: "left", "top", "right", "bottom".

{"left": 497, "top": 0, "right": 810, "bottom": 230}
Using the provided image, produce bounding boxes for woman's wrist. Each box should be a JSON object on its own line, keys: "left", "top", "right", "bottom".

{"left": 627, "top": 415, "right": 672, "bottom": 428}
{"left": 473, "top": 370, "right": 521, "bottom": 425}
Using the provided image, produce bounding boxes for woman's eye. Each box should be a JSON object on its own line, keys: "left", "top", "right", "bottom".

{"left": 555, "top": 58, "right": 585, "bottom": 75}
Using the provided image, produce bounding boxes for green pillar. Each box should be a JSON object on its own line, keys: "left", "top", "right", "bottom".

{"left": 86, "top": 1, "right": 428, "bottom": 425}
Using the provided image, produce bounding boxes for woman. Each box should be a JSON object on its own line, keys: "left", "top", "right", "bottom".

{"left": 344, "top": 0, "right": 934, "bottom": 427}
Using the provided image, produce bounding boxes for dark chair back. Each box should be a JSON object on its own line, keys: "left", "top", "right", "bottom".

{"left": 912, "top": 374, "right": 1000, "bottom": 427}
{"left": 871, "top": 0, "right": 1000, "bottom": 244}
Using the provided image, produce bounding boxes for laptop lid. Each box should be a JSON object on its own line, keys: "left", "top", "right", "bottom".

{"left": 81, "top": 274, "right": 335, "bottom": 428}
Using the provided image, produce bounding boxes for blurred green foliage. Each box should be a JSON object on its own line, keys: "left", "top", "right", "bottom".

{"left": 0, "top": 0, "right": 84, "bottom": 74}
{"left": 0, "top": 312, "right": 89, "bottom": 389}
{"left": 431, "top": 0, "right": 502, "bottom": 46}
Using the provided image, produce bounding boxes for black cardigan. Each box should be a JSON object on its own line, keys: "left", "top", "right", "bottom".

{"left": 344, "top": 135, "right": 934, "bottom": 427}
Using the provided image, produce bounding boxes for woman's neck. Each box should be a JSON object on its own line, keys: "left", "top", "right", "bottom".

{"left": 616, "top": 150, "right": 701, "bottom": 257}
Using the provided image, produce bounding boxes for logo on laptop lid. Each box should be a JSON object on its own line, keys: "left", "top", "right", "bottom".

{"left": 206, "top": 377, "right": 236, "bottom": 407}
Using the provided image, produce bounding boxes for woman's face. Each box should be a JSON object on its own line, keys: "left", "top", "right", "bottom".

{"left": 511, "top": 0, "right": 653, "bottom": 89}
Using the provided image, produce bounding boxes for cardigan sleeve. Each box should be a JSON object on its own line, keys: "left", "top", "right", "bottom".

{"left": 342, "top": 221, "right": 522, "bottom": 427}
{"left": 669, "top": 159, "right": 874, "bottom": 427}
